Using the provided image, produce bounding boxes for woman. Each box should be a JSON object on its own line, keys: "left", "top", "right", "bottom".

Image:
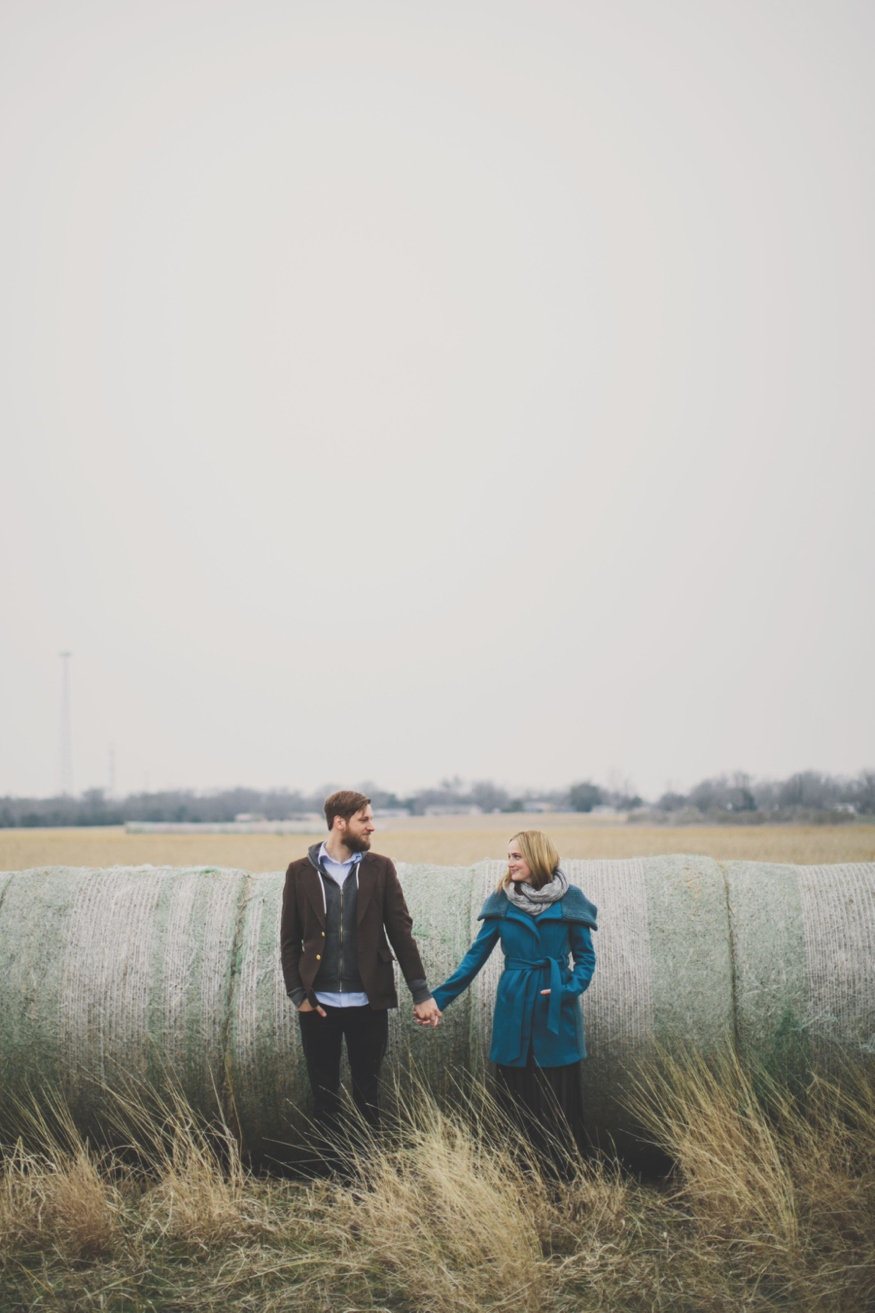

{"left": 431, "top": 831, "right": 597, "bottom": 1171}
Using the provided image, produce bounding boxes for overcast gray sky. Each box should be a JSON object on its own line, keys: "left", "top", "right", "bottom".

{"left": 1, "top": 0, "right": 873, "bottom": 801}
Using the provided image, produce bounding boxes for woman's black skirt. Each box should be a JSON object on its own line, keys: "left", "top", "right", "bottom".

{"left": 494, "top": 1055, "right": 584, "bottom": 1175}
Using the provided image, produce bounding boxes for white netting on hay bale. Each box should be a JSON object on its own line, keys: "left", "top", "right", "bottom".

{"left": 0, "top": 858, "right": 872, "bottom": 1160}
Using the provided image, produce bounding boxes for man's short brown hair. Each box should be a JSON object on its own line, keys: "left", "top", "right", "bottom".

{"left": 324, "top": 790, "right": 371, "bottom": 831}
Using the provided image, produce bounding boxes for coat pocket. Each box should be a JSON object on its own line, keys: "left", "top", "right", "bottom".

{"left": 378, "top": 947, "right": 396, "bottom": 963}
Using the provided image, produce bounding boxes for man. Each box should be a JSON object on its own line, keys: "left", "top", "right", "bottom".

{"left": 280, "top": 790, "right": 440, "bottom": 1169}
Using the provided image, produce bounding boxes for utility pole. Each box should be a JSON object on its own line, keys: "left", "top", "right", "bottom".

{"left": 108, "top": 743, "right": 116, "bottom": 797}
{"left": 59, "top": 651, "right": 73, "bottom": 796}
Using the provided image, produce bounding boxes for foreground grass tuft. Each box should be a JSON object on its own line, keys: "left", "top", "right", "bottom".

{"left": 0, "top": 1138, "right": 119, "bottom": 1262}
{"left": 1, "top": 1057, "right": 873, "bottom": 1311}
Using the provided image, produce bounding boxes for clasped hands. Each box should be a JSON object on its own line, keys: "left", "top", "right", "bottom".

{"left": 413, "top": 998, "right": 442, "bottom": 1027}
{"left": 414, "top": 991, "right": 551, "bottom": 1028}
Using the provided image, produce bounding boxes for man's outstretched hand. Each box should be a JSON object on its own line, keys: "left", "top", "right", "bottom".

{"left": 413, "top": 998, "right": 441, "bottom": 1027}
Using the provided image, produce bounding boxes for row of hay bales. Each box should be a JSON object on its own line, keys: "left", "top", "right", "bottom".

{"left": 0, "top": 857, "right": 873, "bottom": 1161}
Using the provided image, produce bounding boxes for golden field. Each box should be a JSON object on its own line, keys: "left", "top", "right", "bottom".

{"left": 1, "top": 812, "right": 873, "bottom": 871}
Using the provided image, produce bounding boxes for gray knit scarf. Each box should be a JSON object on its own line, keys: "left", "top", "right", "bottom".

{"left": 505, "top": 866, "right": 568, "bottom": 916}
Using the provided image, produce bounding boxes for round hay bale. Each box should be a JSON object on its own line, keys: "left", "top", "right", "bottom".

{"left": 0, "top": 857, "right": 872, "bottom": 1161}
{"left": 724, "top": 860, "right": 875, "bottom": 1074}
{"left": 0, "top": 865, "right": 247, "bottom": 1137}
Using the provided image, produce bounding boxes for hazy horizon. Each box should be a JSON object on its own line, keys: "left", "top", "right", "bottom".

{"left": 2, "top": 0, "right": 873, "bottom": 802}
{"left": 4, "top": 764, "right": 874, "bottom": 808}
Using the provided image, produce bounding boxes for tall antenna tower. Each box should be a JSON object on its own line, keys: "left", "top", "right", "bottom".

{"left": 59, "top": 651, "right": 73, "bottom": 796}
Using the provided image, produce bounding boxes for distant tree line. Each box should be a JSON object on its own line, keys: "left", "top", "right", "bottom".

{"left": 0, "top": 777, "right": 624, "bottom": 827}
{"left": 0, "top": 770, "right": 871, "bottom": 828}
{"left": 645, "top": 770, "right": 875, "bottom": 825}
{"left": 0, "top": 778, "right": 620, "bottom": 827}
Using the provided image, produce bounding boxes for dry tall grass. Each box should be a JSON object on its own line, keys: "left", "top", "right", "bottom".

{"left": 0, "top": 1098, "right": 120, "bottom": 1267}
{"left": 0, "top": 1139, "right": 118, "bottom": 1262}
{"left": 1, "top": 1057, "right": 873, "bottom": 1311}
{"left": 629, "top": 1051, "right": 875, "bottom": 1310}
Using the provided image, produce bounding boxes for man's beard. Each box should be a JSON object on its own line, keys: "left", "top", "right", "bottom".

{"left": 344, "top": 831, "right": 371, "bottom": 854}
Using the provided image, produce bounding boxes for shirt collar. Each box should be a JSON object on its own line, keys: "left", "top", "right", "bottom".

{"left": 318, "top": 841, "right": 363, "bottom": 867}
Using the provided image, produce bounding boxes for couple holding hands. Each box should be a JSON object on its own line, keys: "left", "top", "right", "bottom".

{"left": 280, "top": 790, "right": 597, "bottom": 1173}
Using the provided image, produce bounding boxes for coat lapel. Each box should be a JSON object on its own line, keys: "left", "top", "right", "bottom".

{"left": 505, "top": 902, "right": 544, "bottom": 943}
{"left": 303, "top": 864, "right": 326, "bottom": 927}
{"left": 356, "top": 855, "right": 376, "bottom": 924}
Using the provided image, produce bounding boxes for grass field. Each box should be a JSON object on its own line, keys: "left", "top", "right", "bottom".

{"left": 1, "top": 813, "right": 873, "bottom": 871}
{"left": 1, "top": 1055, "right": 873, "bottom": 1311}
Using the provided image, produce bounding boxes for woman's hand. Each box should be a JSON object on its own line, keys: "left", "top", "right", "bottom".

{"left": 298, "top": 998, "right": 327, "bottom": 1017}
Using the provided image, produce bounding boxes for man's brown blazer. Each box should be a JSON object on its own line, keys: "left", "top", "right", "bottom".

{"left": 280, "top": 850, "right": 428, "bottom": 1010}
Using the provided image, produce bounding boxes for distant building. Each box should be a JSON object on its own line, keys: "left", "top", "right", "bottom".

{"left": 423, "top": 805, "right": 483, "bottom": 816}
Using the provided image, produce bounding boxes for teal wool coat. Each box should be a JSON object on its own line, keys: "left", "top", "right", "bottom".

{"left": 431, "top": 886, "right": 597, "bottom": 1068}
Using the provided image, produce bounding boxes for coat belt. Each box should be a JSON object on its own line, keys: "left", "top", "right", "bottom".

{"left": 503, "top": 956, "right": 565, "bottom": 1037}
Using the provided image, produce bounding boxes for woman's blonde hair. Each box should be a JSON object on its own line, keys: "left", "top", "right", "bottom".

{"left": 498, "top": 830, "right": 560, "bottom": 892}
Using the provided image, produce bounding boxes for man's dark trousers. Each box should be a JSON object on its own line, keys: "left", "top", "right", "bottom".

{"left": 298, "top": 1003, "right": 388, "bottom": 1171}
